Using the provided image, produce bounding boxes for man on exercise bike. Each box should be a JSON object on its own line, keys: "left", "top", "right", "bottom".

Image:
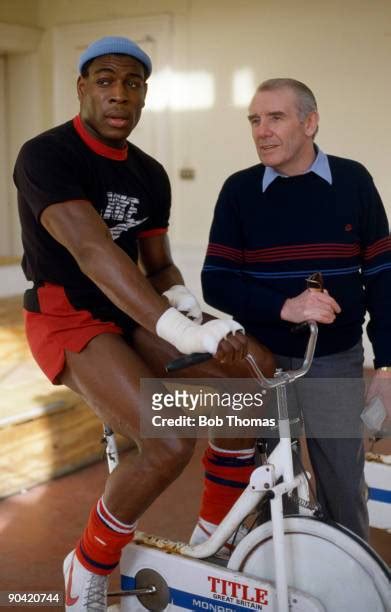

{"left": 14, "top": 37, "right": 274, "bottom": 611}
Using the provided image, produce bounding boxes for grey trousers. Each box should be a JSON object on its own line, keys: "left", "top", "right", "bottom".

{"left": 273, "top": 341, "right": 369, "bottom": 541}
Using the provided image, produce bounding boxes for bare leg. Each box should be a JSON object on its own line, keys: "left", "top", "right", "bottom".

{"left": 59, "top": 320, "right": 273, "bottom": 523}
{"left": 130, "top": 323, "right": 275, "bottom": 450}
{"left": 129, "top": 323, "right": 276, "bottom": 543}
{"left": 59, "top": 332, "right": 195, "bottom": 523}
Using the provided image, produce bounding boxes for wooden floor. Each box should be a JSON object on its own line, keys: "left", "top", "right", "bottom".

{"left": 0, "top": 295, "right": 113, "bottom": 498}
{"left": 0, "top": 295, "right": 66, "bottom": 422}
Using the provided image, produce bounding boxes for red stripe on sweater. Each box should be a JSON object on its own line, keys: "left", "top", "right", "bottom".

{"left": 207, "top": 244, "right": 243, "bottom": 262}
{"left": 208, "top": 242, "right": 361, "bottom": 263}
{"left": 363, "top": 237, "right": 391, "bottom": 260}
{"left": 244, "top": 248, "right": 360, "bottom": 263}
{"left": 244, "top": 245, "right": 360, "bottom": 261}
{"left": 243, "top": 242, "right": 360, "bottom": 256}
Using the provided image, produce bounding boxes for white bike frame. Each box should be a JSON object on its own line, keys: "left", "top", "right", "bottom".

{"left": 104, "top": 322, "right": 319, "bottom": 612}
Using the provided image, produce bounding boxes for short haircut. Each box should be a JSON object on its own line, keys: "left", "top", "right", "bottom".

{"left": 257, "top": 78, "right": 317, "bottom": 121}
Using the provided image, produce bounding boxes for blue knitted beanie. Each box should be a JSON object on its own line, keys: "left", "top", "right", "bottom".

{"left": 79, "top": 36, "right": 152, "bottom": 78}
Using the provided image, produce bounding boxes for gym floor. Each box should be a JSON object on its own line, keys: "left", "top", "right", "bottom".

{"left": 0, "top": 441, "right": 205, "bottom": 606}
{"left": 0, "top": 438, "right": 389, "bottom": 611}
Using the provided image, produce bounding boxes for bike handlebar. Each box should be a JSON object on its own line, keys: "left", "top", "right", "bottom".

{"left": 165, "top": 352, "right": 211, "bottom": 372}
{"left": 245, "top": 321, "right": 318, "bottom": 389}
{"left": 166, "top": 321, "right": 318, "bottom": 388}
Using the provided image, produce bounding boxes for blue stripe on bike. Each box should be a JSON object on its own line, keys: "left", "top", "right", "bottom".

{"left": 120, "top": 576, "right": 264, "bottom": 611}
{"left": 368, "top": 486, "right": 391, "bottom": 504}
{"left": 169, "top": 587, "right": 264, "bottom": 611}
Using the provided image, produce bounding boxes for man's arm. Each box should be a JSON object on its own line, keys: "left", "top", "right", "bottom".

{"left": 358, "top": 169, "right": 391, "bottom": 417}
{"left": 139, "top": 233, "right": 203, "bottom": 323}
{"left": 360, "top": 174, "right": 391, "bottom": 369}
{"left": 202, "top": 183, "right": 286, "bottom": 322}
{"left": 41, "top": 200, "right": 247, "bottom": 361}
{"left": 41, "top": 200, "right": 168, "bottom": 332}
{"left": 138, "top": 233, "right": 184, "bottom": 294}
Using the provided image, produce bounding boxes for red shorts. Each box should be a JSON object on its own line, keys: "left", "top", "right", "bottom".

{"left": 24, "top": 283, "right": 123, "bottom": 383}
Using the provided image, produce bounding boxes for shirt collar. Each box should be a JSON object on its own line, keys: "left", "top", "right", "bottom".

{"left": 72, "top": 114, "right": 128, "bottom": 161}
{"left": 262, "top": 147, "right": 332, "bottom": 192}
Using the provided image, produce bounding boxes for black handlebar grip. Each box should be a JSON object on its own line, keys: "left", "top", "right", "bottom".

{"left": 165, "top": 352, "right": 211, "bottom": 372}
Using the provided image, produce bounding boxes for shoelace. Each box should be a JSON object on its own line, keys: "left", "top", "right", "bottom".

{"left": 83, "top": 574, "right": 108, "bottom": 611}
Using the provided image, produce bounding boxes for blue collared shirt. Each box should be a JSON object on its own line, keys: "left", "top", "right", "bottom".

{"left": 262, "top": 147, "right": 332, "bottom": 192}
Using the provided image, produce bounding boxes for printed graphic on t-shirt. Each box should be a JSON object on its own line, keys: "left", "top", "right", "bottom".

{"left": 102, "top": 192, "right": 148, "bottom": 240}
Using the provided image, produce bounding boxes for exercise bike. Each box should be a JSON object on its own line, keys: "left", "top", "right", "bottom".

{"left": 104, "top": 321, "right": 390, "bottom": 611}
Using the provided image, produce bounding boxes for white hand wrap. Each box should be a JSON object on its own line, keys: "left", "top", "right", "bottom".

{"left": 162, "top": 284, "right": 203, "bottom": 324}
{"left": 156, "top": 307, "right": 244, "bottom": 355}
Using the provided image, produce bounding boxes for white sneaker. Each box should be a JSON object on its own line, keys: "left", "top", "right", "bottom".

{"left": 190, "top": 518, "right": 248, "bottom": 560}
{"left": 63, "top": 550, "right": 108, "bottom": 611}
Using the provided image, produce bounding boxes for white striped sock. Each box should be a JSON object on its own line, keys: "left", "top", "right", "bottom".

{"left": 97, "top": 497, "right": 137, "bottom": 535}
{"left": 208, "top": 441, "right": 256, "bottom": 460}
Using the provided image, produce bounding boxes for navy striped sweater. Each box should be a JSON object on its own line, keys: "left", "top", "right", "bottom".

{"left": 201, "top": 156, "right": 391, "bottom": 366}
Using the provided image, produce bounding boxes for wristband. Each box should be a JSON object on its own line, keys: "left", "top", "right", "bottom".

{"left": 162, "top": 284, "right": 203, "bottom": 324}
{"left": 156, "top": 307, "right": 244, "bottom": 355}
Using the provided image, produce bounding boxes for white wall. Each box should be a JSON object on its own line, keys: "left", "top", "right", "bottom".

{"left": 172, "top": 0, "right": 391, "bottom": 249}
{"left": 2, "top": 0, "right": 390, "bottom": 363}
{"left": 3, "top": 0, "right": 390, "bottom": 254}
{"left": 0, "top": 19, "right": 43, "bottom": 256}
{"left": 0, "top": 56, "right": 10, "bottom": 255}
{"left": 22, "top": 0, "right": 390, "bottom": 252}
{"left": 0, "top": 0, "right": 38, "bottom": 26}
{"left": 7, "top": 52, "right": 43, "bottom": 255}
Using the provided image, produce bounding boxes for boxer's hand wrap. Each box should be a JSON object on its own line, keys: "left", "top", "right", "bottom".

{"left": 162, "top": 285, "right": 203, "bottom": 324}
{"left": 156, "top": 307, "right": 244, "bottom": 355}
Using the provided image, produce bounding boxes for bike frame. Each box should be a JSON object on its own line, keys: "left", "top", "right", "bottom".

{"left": 104, "top": 322, "right": 319, "bottom": 612}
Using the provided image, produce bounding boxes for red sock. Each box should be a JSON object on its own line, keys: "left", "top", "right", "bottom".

{"left": 76, "top": 497, "right": 136, "bottom": 575}
{"left": 198, "top": 443, "right": 256, "bottom": 525}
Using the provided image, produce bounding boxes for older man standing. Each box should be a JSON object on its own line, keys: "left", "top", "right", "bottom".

{"left": 202, "top": 78, "right": 391, "bottom": 541}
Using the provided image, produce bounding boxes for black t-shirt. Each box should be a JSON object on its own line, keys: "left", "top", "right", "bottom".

{"left": 14, "top": 118, "right": 171, "bottom": 324}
